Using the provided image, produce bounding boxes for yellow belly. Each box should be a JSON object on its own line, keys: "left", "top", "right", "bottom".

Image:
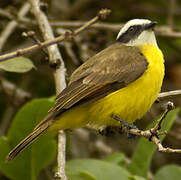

{"left": 48, "top": 45, "right": 165, "bottom": 132}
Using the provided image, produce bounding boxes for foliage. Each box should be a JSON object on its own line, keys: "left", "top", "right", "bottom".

{"left": 0, "top": 98, "right": 56, "bottom": 180}
{"left": 0, "top": 57, "right": 36, "bottom": 73}
{"left": 66, "top": 158, "right": 131, "bottom": 180}
{"left": 154, "top": 165, "right": 181, "bottom": 180}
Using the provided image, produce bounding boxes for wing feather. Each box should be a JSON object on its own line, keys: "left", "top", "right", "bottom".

{"left": 35, "top": 43, "right": 148, "bottom": 129}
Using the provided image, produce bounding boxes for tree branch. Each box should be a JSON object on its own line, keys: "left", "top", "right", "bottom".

{"left": 158, "top": 90, "right": 181, "bottom": 99}
{"left": 0, "top": 76, "right": 31, "bottom": 103}
{"left": 0, "top": 2, "right": 30, "bottom": 52}
{"left": 0, "top": 76, "right": 31, "bottom": 136}
{"left": 0, "top": 9, "right": 111, "bottom": 62}
{"left": 16, "top": 19, "right": 181, "bottom": 38}
{"left": 126, "top": 102, "right": 181, "bottom": 153}
{"left": 29, "top": 0, "right": 67, "bottom": 179}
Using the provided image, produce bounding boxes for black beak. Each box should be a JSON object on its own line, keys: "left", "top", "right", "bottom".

{"left": 144, "top": 21, "right": 157, "bottom": 30}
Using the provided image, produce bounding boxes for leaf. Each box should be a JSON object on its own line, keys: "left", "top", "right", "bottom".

{"left": 0, "top": 57, "right": 36, "bottom": 73}
{"left": 103, "top": 152, "right": 127, "bottom": 167}
{"left": 0, "top": 98, "right": 56, "bottom": 180}
{"left": 128, "top": 175, "right": 146, "bottom": 180}
{"left": 67, "top": 172, "right": 87, "bottom": 180}
{"left": 66, "top": 158, "right": 131, "bottom": 180}
{"left": 79, "top": 171, "right": 97, "bottom": 180}
{"left": 128, "top": 108, "right": 180, "bottom": 178}
{"left": 155, "top": 165, "right": 181, "bottom": 180}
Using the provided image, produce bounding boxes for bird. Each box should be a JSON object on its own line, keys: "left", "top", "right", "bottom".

{"left": 7, "top": 19, "right": 165, "bottom": 162}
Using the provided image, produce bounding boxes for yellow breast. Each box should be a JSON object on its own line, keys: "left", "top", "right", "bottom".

{"left": 87, "top": 45, "right": 165, "bottom": 127}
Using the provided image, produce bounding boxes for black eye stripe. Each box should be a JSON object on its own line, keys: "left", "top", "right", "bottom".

{"left": 117, "top": 25, "right": 143, "bottom": 43}
{"left": 127, "top": 25, "right": 142, "bottom": 32}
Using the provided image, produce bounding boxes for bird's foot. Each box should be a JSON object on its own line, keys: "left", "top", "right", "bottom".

{"left": 111, "top": 114, "right": 138, "bottom": 138}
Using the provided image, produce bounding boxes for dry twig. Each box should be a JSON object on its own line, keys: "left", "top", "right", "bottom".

{"left": 0, "top": 76, "right": 31, "bottom": 136}
{"left": 4, "top": 17, "right": 181, "bottom": 39}
{"left": 0, "top": 77, "right": 31, "bottom": 104}
{"left": 158, "top": 90, "right": 181, "bottom": 99}
{"left": 0, "top": 2, "right": 30, "bottom": 52}
{"left": 0, "top": 9, "right": 111, "bottom": 62}
{"left": 127, "top": 102, "right": 181, "bottom": 153}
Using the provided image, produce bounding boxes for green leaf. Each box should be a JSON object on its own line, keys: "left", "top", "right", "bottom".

{"left": 0, "top": 98, "right": 56, "bottom": 180}
{"left": 104, "top": 152, "right": 127, "bottom": 167}
{"left": 66, "top": 158, "right": 131, "bottom": 180}
{"left": 79, "top": 171, "right": 97, "bottom": 180}
{"left": 128, "top": 175, "right": 146, "bottom": 180}
{"left": 155, "top": 165, "right": 181, "bottom": 180}
{"left": 67, "top": 172, "right": 87, "bottom": 180}
{"left": 128, "top": 108, "right": 180, "bottom": 178}
{"left": 0, "top": 57, "right": 36, "bottom": 73}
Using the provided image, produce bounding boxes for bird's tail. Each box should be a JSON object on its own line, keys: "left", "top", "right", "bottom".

{"left": 6, "top": 121, "right": 51, "bottom": 162}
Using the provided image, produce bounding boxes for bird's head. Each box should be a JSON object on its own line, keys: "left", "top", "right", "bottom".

{"left": 117, "top": 19, "right": 157, "bottom": 47}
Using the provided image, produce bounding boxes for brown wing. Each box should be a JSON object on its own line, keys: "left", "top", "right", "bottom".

{"left": 53, "top": 43, "right": 148, "bottom": 110}
{"left": 35, "top": 43, "right": 148, "bottom": 129}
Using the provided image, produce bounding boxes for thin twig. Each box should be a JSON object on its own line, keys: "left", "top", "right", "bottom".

{"left": 0, "top": 76, "right": 31, "bottom": 103}
{"left": 0, "top": 76, "right": 31, "bottom": 136}
{"left": 151, "top": 102, "right": 174, "bottom": 132}
{"left": 0, "top": 9, "right": 15, "bottom": 20}
{"left": 158, "top": 90, "right": 181, "bottom": 99}
{"left": 155, "top": 26, "right": 181, "bottom": 38}
{"left": 21, "top": 19, "right": 181, "bottom": 38}
{"left": 22, "top": 31, "right": 49, "bottom": 58}
{"left": 127, "top": 102, "right": 181, "bottom": 153}
{"left": 50, "top": 21, "right": 121, "bottom": 30}
{"left": 64, "top": 41, "right": 80, "bottom": 65}
{"left": 0, "top": 2, "right": 30, "bottom": 52}
{"left": 1, "top": 10, "right": 181, "bottom": 39}
{"left": 0, "top": 9, "right": 111, "bottom": 62}
{"left": 7, "top": 17, "right": 181, "bottom": 37}
{"left": 56, "top": 28, "right": 80, "bottom": 65}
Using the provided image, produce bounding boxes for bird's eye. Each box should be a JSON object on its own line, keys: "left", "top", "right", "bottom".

{"left": 129, "top": 27, "right": 134, "bottom": 32}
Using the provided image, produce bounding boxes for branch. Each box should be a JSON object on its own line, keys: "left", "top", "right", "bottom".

{"left": 29, "top": 0, "right": 67, "bottom": 179}
{"left": 18, "top": 19, "right": 181, "bottom": 38}
{"left": 0, "top": 76, "right": 31, "bottom": 103}
{"left": 0, "top": 2, "right": 30, "bottom": 52}
{"left": 155, "top": 26, "right": 181, "bottom": 38}
{"left": 126, "top": 102, "right": 181, "bottom": 153}
{"left": 0, "top": 9, "right": 111, "bottom": 62}
{"left": 55, "top": 22, "right": 181, "bottom": 38}
{"left": 0, "top": 76, "right": 31, "bottom": 136}
{"left": 0, "top": 9, "right": 15, "bottom": 20}
{"left": 158, "top": 90, "right": 181, "bottom": 99}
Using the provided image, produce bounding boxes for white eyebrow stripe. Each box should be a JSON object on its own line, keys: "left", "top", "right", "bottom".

{"left": 117, "top": 19, "right": 152, "bottom": 40}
